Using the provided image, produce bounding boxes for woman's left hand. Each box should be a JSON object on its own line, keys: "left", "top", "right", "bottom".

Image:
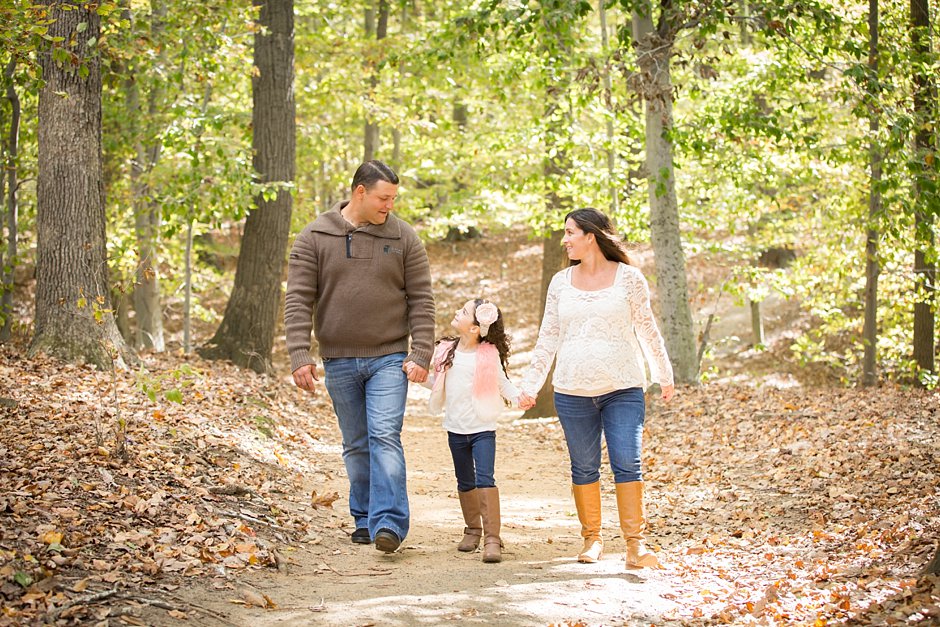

{"left": 660, "top": 384, "right": 675, "bottom": 403}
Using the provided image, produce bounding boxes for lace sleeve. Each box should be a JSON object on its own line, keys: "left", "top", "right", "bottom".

{"left": 498, "top": 368, "right": 521, "bottom": 407}
{"left": 626, "top": 268, "right": 674, "bottom": 387}
{"left": 520, "top": 273, "right": 563, "bottom": 396}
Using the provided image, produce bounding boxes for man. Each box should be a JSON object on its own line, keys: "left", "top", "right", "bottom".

{"left": 285, "top": 160, "right": 435, "bottom": 553}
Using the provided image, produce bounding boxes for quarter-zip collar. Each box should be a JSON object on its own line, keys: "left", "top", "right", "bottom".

{"left": 311, "top": 200, "right": 403, "bottom": 240}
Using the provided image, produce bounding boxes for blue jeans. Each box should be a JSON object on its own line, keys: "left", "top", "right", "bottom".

{"left": 554, "top": 388, "right": 646, "bottom": 485}
{"left": 323, "top": 352, "right": 409, "bottom": 540}
{"left": 447, "top": 431, "right": 497, "bottom": 492}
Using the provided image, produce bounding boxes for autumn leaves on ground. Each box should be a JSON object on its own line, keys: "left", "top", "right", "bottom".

{"left": 1, "top": 232, "right": 939, "bottom": 626}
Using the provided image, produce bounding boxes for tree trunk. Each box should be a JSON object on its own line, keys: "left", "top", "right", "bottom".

{"left": 129, "top": 0, "right": 167, "bottom": 352}
{"left": 391, "top": 1, "right": 411, "bottom": 170}
{"left": 862, "top": 0, "right": 881, "bottom": 386}
{"left": 199, "top": 0, "right": 295, "bottom": 373}
{"left": 910, "top": 0, "right": 936, "bottom": 379}
{"left": 739, "top": 0, "right": 751, "bottom": 45}
{"left": 363, "top": 0, "right": 387, "bottom": 161}
{"left": 30, "top": 1, "right": 135, "bottom": 369}
{"left": 523, "top": 16, "right": 572, "bottom": 419}
{"left": 598, "top": 0, "right": 619, "bottom": 215}
{"left": 0, "top": 78, "right": 5, "bottom": 339}
{"left": 1, "top": 60, "right": 18, "bottom": 342}
{"left": 923, "top": 544, "right": 940, "bottom": 575}
{"left": 632, "top": 2, "right": 698, "bottom": 384}
{"left": 749, "top": 299, "right": 764, "bottom": 346}
{"left": 522, "top": 229, "right": 564, "bottom": 419}
{"left": 184, "top": 218, "right": 194, "bottom": 354}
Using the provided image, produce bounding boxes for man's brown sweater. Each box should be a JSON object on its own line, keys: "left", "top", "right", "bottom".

{"left": 284, "top": 201, "right": 435, "bottom": 373}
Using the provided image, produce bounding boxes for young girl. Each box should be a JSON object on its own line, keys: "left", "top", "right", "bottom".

{"left": 421, "top": 298, "right": 519, "bottom": 563}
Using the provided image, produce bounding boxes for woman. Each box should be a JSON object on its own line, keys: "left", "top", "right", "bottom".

{"left": 519, "top": 208, "right": 675, "bottom": 569}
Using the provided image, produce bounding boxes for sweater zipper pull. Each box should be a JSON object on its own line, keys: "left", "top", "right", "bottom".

{"left": 346, "top": 233, "right": 352, "bottom": 258}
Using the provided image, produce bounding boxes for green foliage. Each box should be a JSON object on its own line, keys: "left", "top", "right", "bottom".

{"left": 4, "top": 0, "right": 938, "bottom": 384}
{"left": 136, "top": 363, "right": 202, "bottom": 404}
{"left": 253, "top": 414, "right": 276, "bottom": 438}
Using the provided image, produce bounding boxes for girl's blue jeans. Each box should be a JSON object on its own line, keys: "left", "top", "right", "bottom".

{"left": 323, "top": 352, "right": 410, "bottom": 541}
{"left": 553, "top": 387, "right": 646, "bottom": 485}
{"left": 447, "top": 430, "right": 497, "bottom": 491}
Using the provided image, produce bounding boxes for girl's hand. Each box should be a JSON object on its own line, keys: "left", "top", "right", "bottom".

{"left": 518, "top": 392, "right": 536, "bottom": 410}
{"left": 660, "top": 384, "right": 675, "bottom": 403}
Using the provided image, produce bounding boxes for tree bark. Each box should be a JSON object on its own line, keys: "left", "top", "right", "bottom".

{"left": 363, "top": 0, "right": 387, "bottom": 161}
{"left": 30, "top": 1, "right": 135, "bottom": 369}
{"left": 199, "top": 0, "right": 295, "bottom": 373}
{"left": 522, "top": 228, "right": 565, "bottom": 419}
{"left": 391, "top": 1, "right": 408, "bottom": 169}
{"left": 923, "top": 544, "right": 940, "bottom": 575}
{"left": 632, "top": 1, "right": 698, "bottom": 384}
{"left": 184, "top": 219, "right": 194, "bottom": 353}
{"left": 598, "top": 0, "right": 619, "bottom": 214}
{"left": 1, "top": 60, "right": 19, "bottom": 342}
{"left": 129, "top": 0, "right": 167, "bottom": 352}
{"left": 910, "top": 0, "right": 936, "bottom": 379}
{"left": 749, "top": 299, "right": 764, "bottom": 346}
{"left": 862, "top": 0, "right": 881, "bottom": 386}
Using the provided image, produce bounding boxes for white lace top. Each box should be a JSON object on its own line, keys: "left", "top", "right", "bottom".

{"left": 520, "top": 263, "right": 674, "bottom": 397}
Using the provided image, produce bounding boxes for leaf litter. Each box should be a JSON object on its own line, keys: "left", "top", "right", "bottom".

{"left": 0, "top": 230, "right": 938, "bottom": 625}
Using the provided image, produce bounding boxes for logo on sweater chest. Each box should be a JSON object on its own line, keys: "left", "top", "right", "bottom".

{"left": 383, "top": 245, "right": 403, "bottom": 255}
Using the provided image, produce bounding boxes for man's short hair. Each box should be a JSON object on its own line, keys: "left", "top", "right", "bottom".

{"left": 351, "top": 160, "right": 399, "bottom": 192}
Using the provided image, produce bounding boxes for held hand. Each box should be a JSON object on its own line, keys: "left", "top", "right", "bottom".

{"left": 292, "top": 363, "right": 319, "bottom": 395}
{"left": 518, "top": 392, "right": 536, "bottom": 410}
{"left": 660, "top": 383, "right": 675, "bottom": 403}
{"left": 404, "top": 361, "right": 429, "bottom": 383}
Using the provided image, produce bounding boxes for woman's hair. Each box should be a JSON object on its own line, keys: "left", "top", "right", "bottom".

{"left": 351, "top": 159, "right": 399, "bottom": 192}
{"left": 564, "top": 207, "right": 633, "bottom": 266}
{"left": 437, "top": 299, "right": 512, "bottom": 375}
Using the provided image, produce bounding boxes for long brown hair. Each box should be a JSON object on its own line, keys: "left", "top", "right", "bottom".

{"left": 564, "top": 208, "right": 633, "bottom": 266}
{"left": 436, "top": 299, "right": 512, "bottom": 375}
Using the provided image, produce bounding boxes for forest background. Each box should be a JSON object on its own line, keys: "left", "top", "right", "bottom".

{"left": 2, "top": 0, "right": 940, "bottom": 386}
{"left": 0, "top": 0, "right": 939, "bottom": 625}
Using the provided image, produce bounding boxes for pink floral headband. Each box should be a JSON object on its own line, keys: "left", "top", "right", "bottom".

{"left": 475, "top": 302, "right": 499, "bottom": 337}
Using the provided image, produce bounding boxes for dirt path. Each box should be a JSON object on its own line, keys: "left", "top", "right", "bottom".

{"left": 167, "top": 388, "right": 681, "bottom": 626}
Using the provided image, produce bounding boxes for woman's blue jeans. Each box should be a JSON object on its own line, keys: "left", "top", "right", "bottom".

{"left": 323, "top": 352, "right": 410, "bottom": 541}
{"left": 553, "top": 388, "right": 646, "bottom": 485}
{"left": 447, "top": 430, "right": 497, "bottom": 492}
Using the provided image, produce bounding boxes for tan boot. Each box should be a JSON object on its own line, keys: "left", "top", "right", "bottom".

{"left": 615, "top": 481, "right": 659, "bottom": 568}
{"left": 478, "top": 487, "right": 502, "bottom": 563}
{"left": 571, "top": 482, "right": 603, "bottom": 563}
{"left": 456, "top": 489, "right": 483, "bottom": 552}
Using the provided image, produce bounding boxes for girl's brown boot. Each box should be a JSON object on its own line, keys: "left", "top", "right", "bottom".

{"left": 457, "top": 489, "right": 483, "bottom": 552}
{"left": 478, "top": 487, "right": 502, "bottom": 563}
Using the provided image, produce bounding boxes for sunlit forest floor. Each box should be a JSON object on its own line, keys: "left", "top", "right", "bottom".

{"left": 1, "top": 229, "right": 938, "bottom": 626}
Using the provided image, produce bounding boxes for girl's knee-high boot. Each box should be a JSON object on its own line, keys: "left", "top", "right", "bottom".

{"left": 615, "top": 481, "right": 659, "bottom": 568}
{"left": 457, "top": 489, "right": 483, "bottom": 552}
{"left": 571, "top": 482, "right": 603, "bottom": 563}
{"left": 478, "top": 487, "right": 502, "bottom": 563}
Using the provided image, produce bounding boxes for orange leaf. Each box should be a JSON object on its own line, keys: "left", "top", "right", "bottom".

{"left": 311, "top": 490, "right": 339, "bottom": 509}
{"left": 41, "top": 531, "right": 64, "bottom": 545}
